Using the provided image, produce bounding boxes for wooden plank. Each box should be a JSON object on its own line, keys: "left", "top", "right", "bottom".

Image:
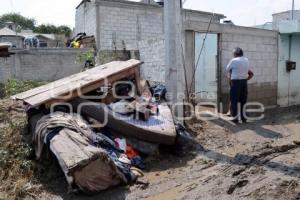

{"left": 45, "top": 68, "right": 136, "bottom": 107}
{"left": 27, "top": 66, "right": 137, "bottom": 107}
{"left": 12, "top": 59, "right": 143, "bottom": 107}
{"left": 12, "top": 60, "right": 141, "bottom": 101}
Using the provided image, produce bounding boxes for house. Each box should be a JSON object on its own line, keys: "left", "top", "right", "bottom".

{"left": 76, "top": 0, "right": 279, "bottom": 111}
{"left": 256, "top": 10, "right": 300, "bottom": 107}
{"left": 0, "top": 27, "right": 24, "bottom": 48}
{"left": 75, "top": 0, "right": 225, "bottom": 51}
{"left": 20, "top": 30, "right": 66, "bottom": 48}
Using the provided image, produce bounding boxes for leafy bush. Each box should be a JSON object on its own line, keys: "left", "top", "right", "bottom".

{"left": 4, "top": 79, "right": 47, "bottom": 97}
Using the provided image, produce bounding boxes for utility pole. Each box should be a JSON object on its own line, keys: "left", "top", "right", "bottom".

{"left": 291, "top": 0, "right": 295, "bottom": 20}
{"left": 164, "top": 0, "right": 184, "bottom": 118}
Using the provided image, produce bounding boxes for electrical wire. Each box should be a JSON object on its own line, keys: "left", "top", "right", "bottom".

{"left": 188, "top": 13, "right": 215, "bottom": 95}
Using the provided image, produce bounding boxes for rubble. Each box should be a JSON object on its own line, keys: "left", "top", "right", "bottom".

{"left": 11, "top": 59, "right": 178, "bottom": 194}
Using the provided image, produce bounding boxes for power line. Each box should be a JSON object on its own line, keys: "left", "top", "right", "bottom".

{"left": 188, "top": 13, "right": 215, "bottom": 95}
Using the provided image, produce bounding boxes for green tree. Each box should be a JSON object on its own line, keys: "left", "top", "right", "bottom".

{"left": 0, "top": 13, "right": 35, "bottom": 30}
{"left": 57, "top": 25, "right": 72, "bottom": 37}
{"left": 0, "top": 13, "right": 72, "bottom": 38}
{"left": 34, "top": 24, "right": 72, "bottom": 37}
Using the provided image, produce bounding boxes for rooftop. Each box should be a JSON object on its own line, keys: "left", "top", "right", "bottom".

{"left": 0, "top": 27, "right": 23, "bottom": 37}
{"left": 76, "top": 0, "right": 226, "bottom": 18}
{"left": 272, "top": 10, "right": 300, "bottom": 16}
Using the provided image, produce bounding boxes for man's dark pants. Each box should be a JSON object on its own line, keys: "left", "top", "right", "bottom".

{"left": 230, "top": 79, "right": 248, "bottom": 121}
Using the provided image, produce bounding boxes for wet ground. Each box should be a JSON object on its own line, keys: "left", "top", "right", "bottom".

{"left": 37, "top": 105, "right": 300, "bottom": 200}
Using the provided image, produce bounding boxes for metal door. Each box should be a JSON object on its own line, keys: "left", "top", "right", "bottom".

{"left": 278, "top": 34, "right": 300, "bottom": 106}
{"left": 195, "top": 33, "right": 218, "bottom": 103}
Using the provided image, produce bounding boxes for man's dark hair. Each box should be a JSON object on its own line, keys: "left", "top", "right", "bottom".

{"left": 233, "top": 47, "right": 244, "bottom": 57}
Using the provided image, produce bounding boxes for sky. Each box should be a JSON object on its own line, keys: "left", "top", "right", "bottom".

{"left": 0, "top": 0, "right": 299, "bottom": 28}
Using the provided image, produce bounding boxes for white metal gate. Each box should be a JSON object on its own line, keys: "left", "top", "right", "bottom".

{"left": 194, "top": 33, "right": 218, "bottom": 103}
{"left": 278, "top": 34, "right": 300, "bottom": 106}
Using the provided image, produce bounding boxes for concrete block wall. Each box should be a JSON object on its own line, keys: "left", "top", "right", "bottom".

{"left": 184, "top": 21, "right": 279, "bottom": 108}
{"left": 221, "top": 27, "right": 279, "bottom": 107}
{"left": 75, "top": 1, "right": 96, "bottom": 36}
{"left": 0, "top": 48, "right": 88, "bottom": 83}
{"left": 97, "top": 1, "right": 163, "bottom": 50}
{"left": 138, "top": 39, "right": 165, "bottom": 83}
{"left": 75, "top": 0, "right": 224, "bottom": 51}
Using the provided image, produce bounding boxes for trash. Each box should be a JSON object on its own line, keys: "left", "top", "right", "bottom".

{"left": 11, "top": 60, "right": 178, "bottom": 194}
{"left": 149, "top": 102, "right": 159, "bottom": 115}
{"left": 150, "top": 84, "right": 167, "bottom": 101}
{"left": 128, "top": 99, "right": 151, "bottom": 121}
{"left": 109, "top": 100, "right": 134, "bottom": 115}
{"left": 118, "top": 154, "right": 131, "bottom": 165}
{"left": 126, "top": 137, "right": 159, "bottom": 156}
{"left": 175, "top": 122, "right": 194, "bottom": 146}
{"left": 131, "top": 156, "right": 146, "bottom": 169}
{"left": 33, "top": 112, "right": 136, "bottom": 193}
{"left": 114, "top": 138, "right": 127, "bottom": 152}
{"left": 126, "top": 145, "right": 139, "bottom": 159}
{"left": 72, "top": 98, "right": 176, "bottom": 145}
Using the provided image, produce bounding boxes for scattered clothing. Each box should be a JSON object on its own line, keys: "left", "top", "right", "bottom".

{"left": 126, "top": 145, "right": 139, "bottom": 159}
{"left": 34, "top": 112, "right": 128, "bottom": 193}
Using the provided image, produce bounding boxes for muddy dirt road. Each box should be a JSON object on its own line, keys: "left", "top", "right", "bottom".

{"left": 37, "top": 106, "right": 300, "bottom": 200}
{"left": 2, "top": 99, "right": 300, "bottom": 200}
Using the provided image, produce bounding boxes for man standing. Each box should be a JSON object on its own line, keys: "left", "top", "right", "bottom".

{"left": 226, "top": 48, "right": 253, "bottom": 123}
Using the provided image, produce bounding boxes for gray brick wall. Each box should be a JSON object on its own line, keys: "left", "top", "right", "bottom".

{"left": 75, "top": 1, "right": 96, "bottom": 36}
{"left": 75, "top": 0, "right": 224, "bottom": 86}
{"left": 221, "top": 27, "right": 279, "bottom": 107}
{"left": 98, "top": 2, "right": 164, "bottom": 50}
{"left": 0, "top": 48, "right": 88, "bottom": 83}
{"left": 138, "top": 38, "right": 165, "bottom": 83}
{"left": 185, "top": 20, "right": 279, "bottom": 107}
{"left": 75, "top": 0, "right": 223, "bottom": 51}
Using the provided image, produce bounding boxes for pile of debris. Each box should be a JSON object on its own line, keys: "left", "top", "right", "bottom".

{"left": 67, "top": 32, "right": 95, "bottom": 49}
{"left": 11, "top": 59, "right": 186, "bottom": 194}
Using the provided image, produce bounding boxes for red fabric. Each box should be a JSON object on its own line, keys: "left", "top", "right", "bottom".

{"left": 126, "top": 145, "right": 138, "bottom": 159}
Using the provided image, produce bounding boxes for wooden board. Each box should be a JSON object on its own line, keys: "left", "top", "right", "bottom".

{"left": 11, "top": 59, "right": 143, "bottom": 107}
{"left": 72, "top": 98, "right": 176, "bottom": 145}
